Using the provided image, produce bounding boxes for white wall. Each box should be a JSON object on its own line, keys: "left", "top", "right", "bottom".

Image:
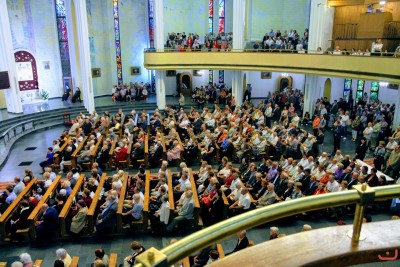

{"left": 316, "top": 76, "right": 345, "bottom": 101}
{"left": 246, "top": 71, "right": 306, "bottom": 98}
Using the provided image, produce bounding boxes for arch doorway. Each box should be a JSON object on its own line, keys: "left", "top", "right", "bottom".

{"left": 324, "top": 78, "right": 332, "bottom": 101}
{"left": 177, "top": 72, "right": 192, "bottom": 96}
{"left": 277, "top": 75, "right": 293, "bottom": 91}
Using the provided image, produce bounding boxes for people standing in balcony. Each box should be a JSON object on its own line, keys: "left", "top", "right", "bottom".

{"left": 371, "top": 38, "right": 383, "bottom": 56}
{"left": 332, "top": 46, "right": 342, "bottom": 55}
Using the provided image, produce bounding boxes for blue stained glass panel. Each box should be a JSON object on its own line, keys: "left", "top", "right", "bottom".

{"left": 209, "top": 0, "right": 213, "bottom": 17}
{"left": 149, "top": 0, "right": 154, "bottom": 17}
{"left": 55, "top": 0, "right": 66, "bottom": 17}
{"left": 218, "top": 0, "right": 224, "bottom": 17}
{"left": 219, "top": 70, "right": 224, "bottom": 84}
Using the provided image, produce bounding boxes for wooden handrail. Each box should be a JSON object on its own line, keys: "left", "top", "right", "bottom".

{"left": 116, "top": 172, "right": 129, "bottom": 232}
{"left": 58, "top": 174, "right": 85, "bottom": 236}
{"left": 0, "top": 177, "right": 38, "bottom": 238}
{"left": 87, "top": 173, "right": 107, "bottom": 233}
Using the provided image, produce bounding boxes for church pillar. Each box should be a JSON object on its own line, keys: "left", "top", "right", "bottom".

{"left": 231, "top": 0, "right": 246, "bottom": 107}
{"left": 154, "top": 0, "right": 166, "bottom": 109}
{"left": 308, "top": 0, "right": 334, "bottom": 51}
{"left": 70, "top": 0, "right": 95, "bottom": 113}
{"left": 392, "top": 89, "right": 400, "bottom": 129}
{"left": 0, "top": 0, "right": 23, "bottom": 113}
{"left": 303, "top": 74, "right": 323, "bottom": 116}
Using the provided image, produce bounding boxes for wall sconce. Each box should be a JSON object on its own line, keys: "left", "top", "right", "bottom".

{"left": 379, "top": 1, "right": 386, "bottom": 5}
{"left": 379, "top": 81, "right": 388, "bottom": 87}
{"left": 281, "top": 73, "right": 289, "bottom": 77}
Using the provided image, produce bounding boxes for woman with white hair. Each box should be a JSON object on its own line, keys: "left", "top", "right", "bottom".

{"left": 269, "top": 226, "right": 279, "bottom": 240}
{"left": 10, "top": 262, "right": 23, "bottom": 267}
{"left": 56, "top": 248, "right": 72, "bottom": 267}
{"left": 19, "top": 253, "right": 33, "bottom": 267}
{"left": 121, "top": 193, "right": 143, "bottom": 228}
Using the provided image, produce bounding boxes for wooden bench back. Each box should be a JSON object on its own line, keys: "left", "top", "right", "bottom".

{"left": 0, "top": 177, "right": 38, "bottom": 238}
{"left": 70, "top": 256, "right": 79, "bottom": 267}
{"left": 116, "top": 172, "right": 129, "bottom": 232}
{"left": 53, "top": 137, "right": 70, "bottom": 164}
{"left": 71, "top": 136, "right": 88, "bottom": 168}
{"left": 34, "top": 259, "right": 43, "bottom": 266}
{"left": 160, "top": 133, "right": 167, "bottom": 160}
{"left": 217, "top": 243, "right": 225, "bottom": 258}
{"left": 167, "top": 169, "right": 175, "bottom": 217}
{"left": 143, "top": 170, "right": 151, "bottom": 229}
{"left": 87, "top": 173, "right": 107, "bottom": 233}
{"left": 188, "top": 168, "right": 201, "bottom": 225}
{"left": 108, "top": 136, "right": 119, "bottom": 167}
{"left": 90, "top": 135, "right": 103, "bottom": 165}
{"left": 27, "top": 175, "right": 61, "bottom": 236}
{"left": 58, "top": 174, "right": 85, "bottom": 236}
{"left": 109, "top": 253, "right": 118, "bottom": 267}
{"left": 144, "top": 134, "right": 149, "bottom": 165}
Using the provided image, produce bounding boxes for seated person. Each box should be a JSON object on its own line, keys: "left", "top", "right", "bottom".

{"left": 166, "top": 190, "right": 195, "bottom": 232}
{"left": 121, "top": 194, "right": 144, "bottom": 228}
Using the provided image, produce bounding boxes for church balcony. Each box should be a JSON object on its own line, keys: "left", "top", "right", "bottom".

{"left": 144, "top": 49, "right": 400, "bottom": 84}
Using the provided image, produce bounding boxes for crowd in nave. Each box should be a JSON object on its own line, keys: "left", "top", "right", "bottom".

{"left": 1, "top": 85, "right": 400, "bottom": 266}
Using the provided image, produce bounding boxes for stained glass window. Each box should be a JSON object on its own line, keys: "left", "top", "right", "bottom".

{"left": 209, "top": 70, "right": 213, "bottom": 84}
{"left": 343, "top": 78, "right": 352, "bottom": 101}
{"left": 54, "top": 0, "right": 71, "bottom": 77}
{"left": 370, "top": 82, "right": 379, "bottom": 101}
{"left": 218, "top": 0, "right": 225, "bottom": 33}
{"left": 148, "top": 0, "right": 154, "bottom": 48}
{"left": 356, "top": 80, "right": 364, "bottom": 102}
{"left": 219, "top": 70, "right": 224, "bottom": 84}
{"left": 113, "top": 0, "right": 123, "bottom": 85}
{"left": 209, "top": 0, "right": 213, "bottom": 34}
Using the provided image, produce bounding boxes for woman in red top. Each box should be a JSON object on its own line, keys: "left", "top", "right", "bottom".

{"left": 313, "top": 183, "right": 327, "bottom": 195}
{"left": 114, "top": 143, "right": 127, "bottom": 163}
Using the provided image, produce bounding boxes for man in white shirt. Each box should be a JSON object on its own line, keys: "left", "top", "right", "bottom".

{"left": 385, "top": 137, "right": 398, "bottom": 161}
{"left": 326, "top": 175, "right": 340, "bottom": 192}
{"left": 327, "top": 159, "right": 339, "bottom": 172}
{"left": 229, "top": 188, "right": 251, "bottom": 216}
{"left": 264, "top": 103, "right": 272, "bottom": 127}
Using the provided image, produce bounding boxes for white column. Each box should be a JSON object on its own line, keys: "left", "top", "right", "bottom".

{"left": 308, "top": 0, "right": 334, "bottom": 51}
{"left": 393, "top": 89, "right": 400, "bottom": 129}
{"left": 303, "top": 74, "right": 323, "bottom": 116}
{"left": 0, "top": 0, "right": 23, "bottom": 113}
{"left": 231, "top": 0, "right": 246, "bottom": 106}
{"left": 65, "top": 0, "right": 81, "bottom": 93}
{"left": 73, "top": 0, "right": 95, "bottom": 113}
{"left": 232, "top": 0, "right": 246, "bottom": 51}
{"left": 154, "top": 0, "right": 166, "bottom": 109}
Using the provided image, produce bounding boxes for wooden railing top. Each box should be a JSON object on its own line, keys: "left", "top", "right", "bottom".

{"left": 117, "top": 172, "right": 129, "bottom": 215}
{"left": 0, "top": 177, "right": 38, "bottom": 223}
{"left": 88, "top": 173, "right": 107, "bottom": 216}
{"left": 72, "top": 136, "right": 88, "bottom": 157}
{"left": 59, "top": 174, "right": 84, "bottom": 219}
{"left": 28, "top": 175, "right": 61, "bottom": 222}
{"left": 144, "top": 170, "right": 151, "bottom": 213}
{"left": 167, "top": 169, "right": 175, "bottom": 211}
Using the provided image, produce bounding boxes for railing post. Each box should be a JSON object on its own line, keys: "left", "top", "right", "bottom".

{"left": 135, "top": 247, "right": 168, "bottom": 267}
{"left": 351, "top": 184, "right": 375, "bottom": 243}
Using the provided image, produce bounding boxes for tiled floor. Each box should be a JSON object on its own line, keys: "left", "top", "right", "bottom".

{"left": 0, "top": 99, "right": 392, "bottom": 266}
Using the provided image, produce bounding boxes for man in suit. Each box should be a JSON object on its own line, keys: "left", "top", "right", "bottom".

{"left": 95, "top": 195, "right": 117, "bottom": 238}
{"left": 341, "top": 167, "right": 353, "bottom": 183}
{"left": 275, "top": 172, "right": 289, "bottom": 197}
{"left": 303, "top": 175, "right": 318, "bottom": 196}
{"left": 256, "top": 183, "right": 276, "bottom": 207}
{"left": 228, "top": 230, "right": 249, "bottom": 255}
{"left": 149, "top": 141, "right": 163, "bottom": 167}
{"left": 347, "top": 172, "right": 359, "bottom": 189}
{"left": 34, "top": 204, "right": 59, "bottom": 245}
{"left": 96, "top": 144, "right": 110, "bottom": 170}
{"left": 298, "top": 168, "right": 311, "bottom": 189}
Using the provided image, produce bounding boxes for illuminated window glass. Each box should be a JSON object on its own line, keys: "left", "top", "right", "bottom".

{"left": 113, "top": 0, "right": 123, "bottom": 85}
{"left": 54, "top": 0, "right": 71, "bottom": 77}
{"left": 343, "top": 78, "right": 352, "bottom": 101}
{"left": 370, "top": 81, "right": 379, "bottom": 101}
{"left": 356, "top": 80, "right": 364, "bottom": 102}
{"left": 148, "top": 0, "right": 154, "bottom": 48}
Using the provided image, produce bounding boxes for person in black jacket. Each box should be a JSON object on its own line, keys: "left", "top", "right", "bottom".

{"left": 7, "top": 200, "right": 30, "bottom": 241}
{"left": 202, "top": 190, "right": 224, "bottom": 226}
{"left": 190, "top": 244, "right": 217, "bottom": 267}
{"left": 355, "top": 137, "right": 369, "bottom": 160}
{"left": 227, "top": 230, "right": 249, "bottom": 255}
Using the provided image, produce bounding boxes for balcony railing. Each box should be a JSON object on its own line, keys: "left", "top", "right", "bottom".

{"left": 135, "top": 184, "right": 400, "bottom": 267}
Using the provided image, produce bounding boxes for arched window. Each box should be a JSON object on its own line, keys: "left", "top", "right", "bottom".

{"left": 14, "top": 50, "right": 39, "bottom": 91}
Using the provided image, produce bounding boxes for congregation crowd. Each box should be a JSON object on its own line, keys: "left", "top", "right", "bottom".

{"left": 1, "top": 83, "right": 400, "bottom": 266}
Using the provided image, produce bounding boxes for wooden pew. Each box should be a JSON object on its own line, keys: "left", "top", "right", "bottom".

{"left": 143, "top": 170, "right": 151, "bottom": 230}
{"left": 53, "top": 137, "right": 70, "bottom": 166}
{"left": 108, "top": 136, "right": 119, "bottom": 168}
{"left": 0, "top": 177, "right": 38, "bottom": 239}
{"left": 160, "top": 133, "right": 167, "bottom": 160}
{"left": 217, "top": 243, "right": 225, "bottom": 258}
{"left": 109, "top": 253, "right": 118, "bottom": 267}
{"left": 182, "top": 257, "right": 190, "bottom": 267}
{"left": 116, "top": 172, "right": 129, "bottom": 232}
{"left": 71, "top": 136, "right": 88, "bottom": 168}
{"left": 27, "top": 176, "right": 62, "bottom": 237}
{"left": 0, "top": 262, "right": 6, "bottom": 267}
{"left": 87, "top": 173, "right": 107, "bottom": 233}
{"left": 221, "top": 191, "right": 229, "bottom": 219}
{"left": 70, "top": 256, "right": 79, "bottom": 267}
{"left": 188, "top": 168, "right": 201, "bottom": 226}
{"left": 144, "top": 134, "right": 149, "bottom": 166}
{"left": 87, "top": 135, "right": 103, "bottom": 168}
{"left": 175, "top": 133, "right": 184, "bottom": 162}
{"left": 167, "top": 169, "right": 175, "bottom": 219}
{"left": 119, "top": 140, "right": 133, "bottom": 169}
{"left": 58, "top": 174, "right": 85, "bottom": 236}
{"left": 34, "top": 259, "right": 43, "bottom": 266}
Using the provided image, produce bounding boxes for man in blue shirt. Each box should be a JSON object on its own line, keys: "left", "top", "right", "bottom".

{"left": 39, "top": 147, "right": 55, "bottom": 174}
